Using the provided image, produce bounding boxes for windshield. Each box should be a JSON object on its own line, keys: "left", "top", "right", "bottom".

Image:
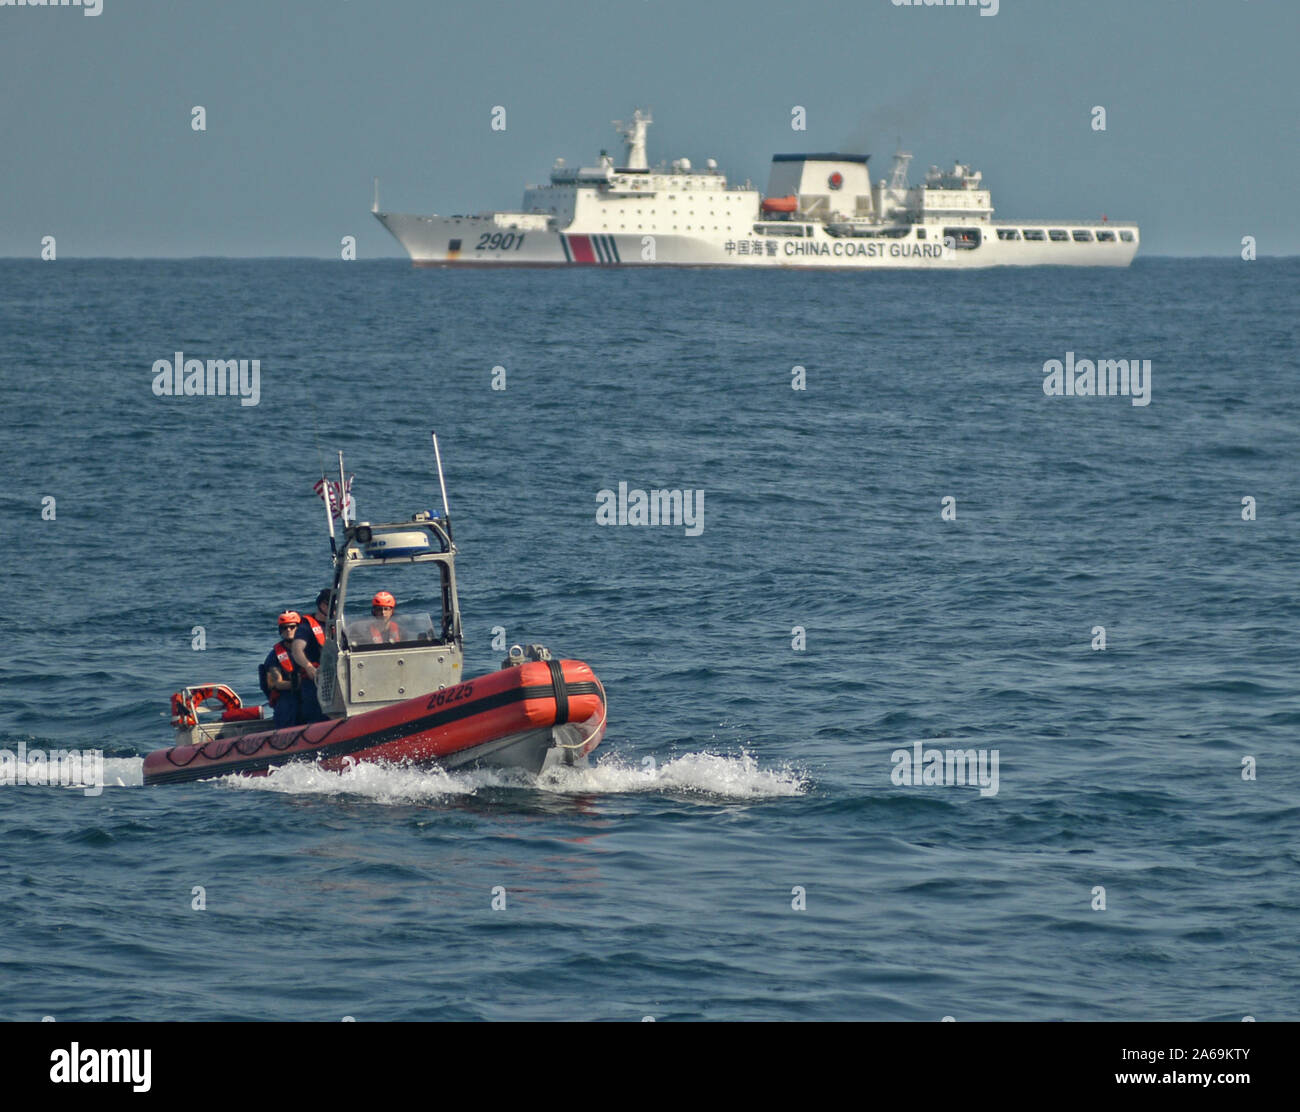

{"left": 338, "top": 560, "right": 453, "bottom": 649}
{"left": 345, "top": 610, "right": 438, "bottom": 648}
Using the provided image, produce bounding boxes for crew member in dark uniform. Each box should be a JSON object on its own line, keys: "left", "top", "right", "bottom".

{"left": 291, "top": 589, "right": 331, "bottom": 722}
{"left": 263, "top": 611, "right": 303, "bottom": 729}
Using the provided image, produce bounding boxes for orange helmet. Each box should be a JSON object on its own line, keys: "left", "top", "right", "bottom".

{"left": 372, "top": 591, "right": 396, "bottom": 609}
{"left": 278, "top": 610, "right": 302, "bottom": 627}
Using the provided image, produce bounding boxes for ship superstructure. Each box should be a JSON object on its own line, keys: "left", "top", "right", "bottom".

{"left": 374, "top": 110, "right": 1138, "bottom": 268}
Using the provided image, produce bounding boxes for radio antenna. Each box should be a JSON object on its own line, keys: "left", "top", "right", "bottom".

{"left": 431, "top": 432, "right": 451, "bottom": 526}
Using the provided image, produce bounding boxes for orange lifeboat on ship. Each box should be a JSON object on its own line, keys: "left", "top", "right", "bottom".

{"left": 761, "top": 195, "right": 798, "bottom": 213}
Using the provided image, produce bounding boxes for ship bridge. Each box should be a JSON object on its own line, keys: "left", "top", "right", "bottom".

{"left": 519, "top": 109, "right": 758, "bottom": 233}
{"left": 905, "top": 162, "right": 994, "bottom": 222}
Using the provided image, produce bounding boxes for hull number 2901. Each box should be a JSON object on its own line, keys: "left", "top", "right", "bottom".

{"left": 476, "top": 233, "right": 526, "bottom": 251}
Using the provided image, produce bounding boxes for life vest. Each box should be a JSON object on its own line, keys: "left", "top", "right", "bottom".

{"left": 367, "top": 620, "right": 400, "bottom": 644}
{"left": 302, "top": 614, "right": 326, "bottom": 646}
{"left": 265, "top": 641, "right": 295, "bottom": 704}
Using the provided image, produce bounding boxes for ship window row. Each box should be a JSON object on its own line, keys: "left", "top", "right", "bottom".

{"left": 999, "top": 228, "right": 1134, "bottom": 243}
{"left": 580, "top": 222, "right": 1135, "bottom": 243}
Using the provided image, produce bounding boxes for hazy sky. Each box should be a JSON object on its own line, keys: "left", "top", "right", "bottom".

{"left": 2, "top": 0, "right": 1296, "bottom": 257}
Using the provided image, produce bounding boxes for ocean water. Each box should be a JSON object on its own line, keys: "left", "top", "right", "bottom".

{"left": 1, "top": 258, "right": 1297, "bottom": 1021}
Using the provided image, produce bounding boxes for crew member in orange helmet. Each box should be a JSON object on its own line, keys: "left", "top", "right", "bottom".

{"left": 367, "top": 591, "right": 402, "bottom": 644}
{"left": 262, "top": 611, "right": 303, "bottom": 728}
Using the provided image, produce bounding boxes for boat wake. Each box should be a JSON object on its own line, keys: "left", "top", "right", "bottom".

{"left": 539, "top": 751, "right": 808, "bottom": 800}
{"left": 218, "top": 750, "right": 809, "bottom": 804}
{"left": 28, "top": 751, "right": 808, "bottom": 803}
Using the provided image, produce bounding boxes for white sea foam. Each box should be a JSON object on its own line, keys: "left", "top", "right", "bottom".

{"left": 219, "top": 757, "right": 478, "bottom": 803}
{"left": 537, "top": 751, "right": 809, "bottom": 799}
{"left": 214, "top": 750, "right": 808, "bottom": 803}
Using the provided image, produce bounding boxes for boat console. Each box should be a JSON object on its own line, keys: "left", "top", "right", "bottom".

{"left": 316, "top": 513, "right": 465, "bottom": 717}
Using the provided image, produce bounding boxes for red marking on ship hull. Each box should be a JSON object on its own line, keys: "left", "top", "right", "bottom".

{"left": 567, "top": 235, "right": 597, "bottom": 263}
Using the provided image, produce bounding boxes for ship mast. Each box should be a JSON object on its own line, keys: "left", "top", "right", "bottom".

{"left": 888, "top": 149, "right": 913, "bottom": 192}
{"left": 612, "top": 108, "right": 652, "bottom": 170}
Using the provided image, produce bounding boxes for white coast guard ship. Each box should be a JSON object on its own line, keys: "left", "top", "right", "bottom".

{"left": 374, "top": 110, "right": 1138, "bottom": 269}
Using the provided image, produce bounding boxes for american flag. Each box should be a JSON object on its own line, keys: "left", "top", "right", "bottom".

{"left": 313, "top": 475, "right": 354, "bottom": 520}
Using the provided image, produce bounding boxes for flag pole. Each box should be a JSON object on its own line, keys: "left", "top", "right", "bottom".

{"left": 337, "top": 450, "right": 350, "bottom": 526}
{"left": 321, "top": 471, "right": 337, "bottom": 555}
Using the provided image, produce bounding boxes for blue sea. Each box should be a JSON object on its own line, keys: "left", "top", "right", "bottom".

{"left": 1, "top": 258, "right": 1297, "bottom": 1021}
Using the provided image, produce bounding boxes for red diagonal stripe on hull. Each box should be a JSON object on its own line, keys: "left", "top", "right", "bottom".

{"left": 568, "top": 235, "right": 596, "bottom": 263}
